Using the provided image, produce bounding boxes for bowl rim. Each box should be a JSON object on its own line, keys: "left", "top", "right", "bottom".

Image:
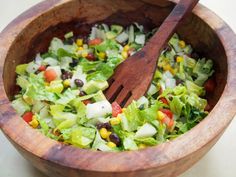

{"left": 1, "top": 0, "right": 236, "bottom": 173}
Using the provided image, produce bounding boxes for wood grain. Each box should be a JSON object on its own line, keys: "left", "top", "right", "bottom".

{"left": 0, "top": 0, "right": 236, "bottom": 177}
{"left": 105, "top": 0, "right": 199, "bottom": 107}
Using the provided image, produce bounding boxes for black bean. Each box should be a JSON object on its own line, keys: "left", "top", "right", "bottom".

{"left": 109, "top": 133, "right": 121, "bottom": 146}
{"left": 61, "top": 71, "right": 73, "bottom": 80}
{"left": 74, "top": 79, "right": 84, "bottom": 87}
{"left": 79, "top": 91, "right": 87, "bottom": 97}
{"left": 96, "top": 122, "right": 112, "bottom": 131}
{"left": 70, "top": 59, "right": 79, "bottom": 67}
{"left": 139, "top": 104, "right": 145, "bottom": 110}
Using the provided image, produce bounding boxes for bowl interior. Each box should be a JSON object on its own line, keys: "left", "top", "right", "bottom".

{"left": 3, "top": 0, "right": 227, "bottom": 114}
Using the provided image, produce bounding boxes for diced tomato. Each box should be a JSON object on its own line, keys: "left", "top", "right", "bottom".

{"left": 112, "top": 102, "right": 122, "bottom": 117}
{"left": 44, "top": 69, "right": 57, "bottom": 82}
{"left": 159, "top": 97, "right": 169, "bottom": 105}
{"left": 83, "top": 99, "right": 92, "bottom": 105}
{"left": 161, "top": 117, "right": 170, "bottom": 125}
{"left": 204, "top": 78, "right": 216, "bottom": 93}
{"left": 88, "top": 38, "right": 103, "bottom": 46}
{"left": 168, "top": 119, "right": 175, "bottom": 128}
{"left": 86, "top": 53, "right": 96, "bottom": 61}
{"left": 38, "top": 65, "right": 46, "bottom": 72}
{"left": 22, "top": 112, "right": 33, "bottom": 123}
{"left": 160, "top": 109, "right": 173, "bottom": 119}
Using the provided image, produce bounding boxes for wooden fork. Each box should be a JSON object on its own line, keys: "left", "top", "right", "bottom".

{"left": 105, "top": 0, "right": 199, "bottom": 107}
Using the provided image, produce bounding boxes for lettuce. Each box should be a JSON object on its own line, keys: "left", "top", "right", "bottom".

{"left": 12, "top": 98, "right": 31, "bottom": 116}
{"left": 16, "top": 76, "right": 29, "bottom": 90}
{"left": 123, "top": 101, "right": 143, "bottom": 132}
{"left": 70, "top": 126, "right": 96, "bottom": 148}
{"left": 56, "top": 89, "right": 78, "bottom": 105}
{"left": 185, "top": 80, "right": 205, "bottom": 96}
{"left": 193, "top": 58, "right": 214, "bottom": 86}
{"left": 92, "top": 131, "right": 113, "bottom": 152}
{"left": 169, "top": 96, "right": 184, "bottom": 116}
{"left": 135, "top": 137, "right": 158, "bottom": 146}
{"left": 16, "top": 64, "right": 28, "bottom": 75}
{"left": 123, "top": 137, "right": 138, "bottom": 151}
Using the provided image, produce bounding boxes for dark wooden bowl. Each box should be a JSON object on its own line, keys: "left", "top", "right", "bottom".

{"left": 1, "top": 0, "right": 236, "bottom": 177}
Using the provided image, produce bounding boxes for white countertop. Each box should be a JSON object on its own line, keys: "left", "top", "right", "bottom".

{"left": 0, "top": 0, "right": 236, "bottom": 177}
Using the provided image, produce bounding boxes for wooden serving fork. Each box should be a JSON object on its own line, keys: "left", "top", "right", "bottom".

{"left": 105, "top": 0, "right": 199, "bottom": 107}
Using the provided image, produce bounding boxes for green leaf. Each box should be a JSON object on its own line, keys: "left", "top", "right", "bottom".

{"left": 123, "top": 101, "right": 143, "bottom": 132}
{"left": 134, "top": 137, "right": 158, "bottom": 146}
{"left": 16, "top": 64, "right": 28, "bottom": 75}
{"left": 169, "top": 96, "right": 184, "bottom": 116}
{"left": 12, "top": 97, "right": 31, "bottom": 116}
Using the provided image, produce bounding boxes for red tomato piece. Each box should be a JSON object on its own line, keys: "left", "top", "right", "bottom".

{"left": 204, "top": 79, "right": 216, "bottom": 93}
{"left": 86, "top": 53, "right": 96, "bottom": 61}
{"left": 161, "top": 116, "right": 170, "bottom": 125}
{"left": 168, "top": 119, "right": 175, "bottom": 129}
{"left": 83, "top": 99, "right": 92, "bottom": 105}
{"left": 159, "top": 97, "right": 169, "bottom": 105}
{"left": 88, "top": 38, "right": 103, "bottom": 46}
{"left": 22, "top": 112, "right": 33, "bottom": 123}
{"left": 44, "top": 69, "right": 57, "bottom": 82}
{"left": 112, "top": 102, "right": 122, "bottom": 117}
{"left": 38, "top": 65, "right": 46, "bottom": 72}
{"left": 160, "top": 109, "right": 173, "bottom": 119}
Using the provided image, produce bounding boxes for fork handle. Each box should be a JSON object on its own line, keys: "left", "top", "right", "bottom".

{"left": 143, "top": 0, "right": 199, "bottom": 64}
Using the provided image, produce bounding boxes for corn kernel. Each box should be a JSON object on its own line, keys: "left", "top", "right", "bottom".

{"left": 63, "top": 79, "right": 71, "bottom": 88}
{"left": 176, "top": 56, "right": 184, "bottom": 63}
{"left": 138, "top": 144, "right": 147, "bottom": 149}
{"left": 107, "top": 142, "right": 117, "bottom": 148}
{"left": 76, "top": 39, "right": 83, "bottom": 47}
{"left": 122, "top": 51, "right": 128, "bottom": 59}
{"left": 110, "top": 118, "right": 121, "bottom": 126}
{"left": 179, "top": 40, "right": 186, "bottom": 48}
{"left": 82, "top": 51, "right": 88, "bottom": 58}
{"left": 98, "top": 52, "right": 106, "bottom": 60}
{"left": 157, "top": 111, "right": 166, "bottom": 121}
{"left": 29, "top": 116, "right": 39, "bottom": 128}
{"left": 163, "top": 64, "right": 175, "bottom": 75}
{"left": 123, "top": 45, "right": 130, "bottom": 52}
{"left": 78, "top": 47, "right": 84, "bottom": 51}
{"left": 100, "top": 128, "right": 109, "bottom": 139}
{"left": 122, "top": 108, "right": 126, "bottom": 112}
{"left": 44, "top": 82, "right": 50, "bottom": 86}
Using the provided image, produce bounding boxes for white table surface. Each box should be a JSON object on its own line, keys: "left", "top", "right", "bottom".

{"left": 0, "top": 1, "right": 236, "bottom": 177}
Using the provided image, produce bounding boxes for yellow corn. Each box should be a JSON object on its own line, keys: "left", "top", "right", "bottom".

{"left": 44, "top": 82, "right": 50, "bottom": 86}
{"left": 82, "top": 51, "right": 88, "bottom": 58}
{"left": 29, "top": 116, "right": 39, "bottom": 128}
{"left": 122, "top": 108, "right": 126, "bottom": 112}
{"left": 100, "top": 128, "right": 110, "bottom": 139}
{"left": 123, "top": 45, "right": 130, "bottom": 52}
{"left": 107, "top": 142, "right": 117, "bottom": 148}
{"left": 76, "top": 39, "right": 83, "bottom": 47}
{"left": 138, "top": 144, "right": 147, "bottom": 149}
{"left": 176, "top": 56, "right": 184, "bottom": 63}
{"left": 179, "top": 40, "right": 186, "bottom": 48}
{"left": 122, "top": 51, "right": 128, "bottom": 59}
{"left": 63, "top": 79, "right": 71, "bottom": 88}
{"left": 163, "top": 64, "right": 176, "bottom": 75}
{"left": 157, "top": 111, "right": 166, "bottom": 121}
{"left": 98, "top": 52, "right": 106, "bottom": 60}
{"left": 110, "top": 118, "right": 121, "bottom": 126}
{"left": 77, "top": 47, "right": 84, "bottom": 51}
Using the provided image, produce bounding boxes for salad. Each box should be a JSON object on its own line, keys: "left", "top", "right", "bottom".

{"left": 12, "top": 23, "right": 215, "bottom": 151}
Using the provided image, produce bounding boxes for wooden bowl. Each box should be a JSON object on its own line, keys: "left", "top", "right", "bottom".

{"left": 1, "top": 0, "right": 236, "bottom": 177}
